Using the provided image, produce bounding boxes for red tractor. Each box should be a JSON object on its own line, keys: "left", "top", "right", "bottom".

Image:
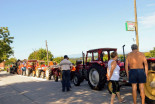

{"left": 8, "top": 59, "right": 21, "bottom": 74}
{"left": 16, "top": 61, "right": 27, "bottom": 76}
{"left": 72, "top": 48, "right": 125, "bottom": 90}
{"left": 35, "top": 60, "right": 46, "bottom": 78}
{"left": 34, "top": 61, "right": 61, "bottom": 81}
{"left": 26, "top": 60, "right": 37, "bottom": 76}
{"left": 35, "top": 61, "right": 53, "bottom": 79}
{"left": 45, "top": 62, "right": 62, "bottom": 81}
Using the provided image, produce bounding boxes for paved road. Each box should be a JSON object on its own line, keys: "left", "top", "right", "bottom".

{"left": 0, "top": 71, "right": 141, "bottom": 104}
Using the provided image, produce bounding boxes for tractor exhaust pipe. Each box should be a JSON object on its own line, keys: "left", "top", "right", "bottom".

{"left": 82, "top": 51, "right": 85, "bottom": 76}
{"left": 82, "top": 51, "right": 85, "bottom": 69}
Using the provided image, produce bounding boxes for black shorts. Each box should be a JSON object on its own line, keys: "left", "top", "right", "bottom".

{"left": 129, "top": 69, "right": 146, "bottom": 84}
{"left": 110, "top": 80, "right": 120, "bottom": 94}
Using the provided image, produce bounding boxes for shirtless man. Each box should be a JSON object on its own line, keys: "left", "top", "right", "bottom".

{"left": 125, "top": 44, "right": 148, "bottom": 104}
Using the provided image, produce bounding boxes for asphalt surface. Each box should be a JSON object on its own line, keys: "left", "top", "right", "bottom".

{"left": 0, "top": 71, "right": 142, "bottom": 104}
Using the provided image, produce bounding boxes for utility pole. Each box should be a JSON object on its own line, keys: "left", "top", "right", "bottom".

{"left": 33, "top": 49, "right": 37, "bottom": 60}
{"left": 134, "top": 0, "right": 139, "bottom": 50}
{"left": 46, "top": 40, "right": 49, "bottom": 66}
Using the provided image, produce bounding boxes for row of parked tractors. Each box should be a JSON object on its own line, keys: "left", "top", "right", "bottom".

{"left": 7, "top": 48, "right": 155, "bottom": 104}
{"left": 8, "top": 60, "right": 63, "bottom": 81}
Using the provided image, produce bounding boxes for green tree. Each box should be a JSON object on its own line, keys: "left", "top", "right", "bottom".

{"left": 5, "top": 57, "right": 17, "bottom": 65}
{"left": 144, "top": 52, "right": 151, "bottom": 58}
{"left": 69, "top": 59, "right": 76, "bottom": 65}
{"left": 150, "top": 47, "right": 155, "bottom": 57}
{"left": 28, "top": 48, "right": 54, "bottom": 61}
{"left": 53, "top": 57, "right": 64, "bottom": 63}
{"left": 0, "top": 27, "right": 14, "bottom": 62}
{"left": 53, "top": 57, "right": 78, "bottom": 64}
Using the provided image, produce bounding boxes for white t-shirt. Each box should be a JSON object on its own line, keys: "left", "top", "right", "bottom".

{"left": 108, "top": 59, "right": 120, "bottom": 81}
{"left": 60, "top": 59, "right": 72, "bottom": 70}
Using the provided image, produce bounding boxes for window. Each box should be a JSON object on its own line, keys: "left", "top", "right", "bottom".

{"left": 87, "top": 53, "right": 92, "bottom": 62}
{"left": 101, "top": 51, "right": 108, "bottom": 62}
{"left": 93, "top": 52, "right": 98, "bottom": 61}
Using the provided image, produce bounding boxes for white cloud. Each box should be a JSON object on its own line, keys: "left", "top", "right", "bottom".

{"left": 139, "top": 13, "right": 155, "bottom": 28}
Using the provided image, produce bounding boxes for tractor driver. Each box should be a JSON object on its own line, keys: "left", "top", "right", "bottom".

{"left": 100, "top": 52, "right": 105, "bottom": 62}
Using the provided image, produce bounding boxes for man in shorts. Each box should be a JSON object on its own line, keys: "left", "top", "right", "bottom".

{"left": 125, "top": 44, "right": 148, "bottom": 104}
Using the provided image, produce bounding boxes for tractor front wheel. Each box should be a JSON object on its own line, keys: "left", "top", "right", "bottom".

{"left": 26, "top": 68, "right": 30, "bottom": 76}
{"left": 53, "top": 73, "right": 58, "bottom": 82}
{"left": 23, "top": 71, "right": 26, "bottom": 76}
{"left": 41, "top": 71, "right": 45, "bottom": 79}
{"left": 36, "top": 69, "right": 41, "bottom": 78}
{"left": 32, "top": 71, "right": 35, "bottom": 77}
{"left": 73, "top": 73, "right": 83, "bottom": 86}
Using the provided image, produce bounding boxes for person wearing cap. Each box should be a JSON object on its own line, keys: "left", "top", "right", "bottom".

{"left": 125, "top": 44, "right": 148, "bottom": 104}
{"left": 60, "top": 55, "right": 72, "bottom": 92}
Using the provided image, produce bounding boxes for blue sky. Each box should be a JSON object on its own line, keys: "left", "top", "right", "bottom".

{"left": 1, "top": 0, "right": 155, "bottom": 59}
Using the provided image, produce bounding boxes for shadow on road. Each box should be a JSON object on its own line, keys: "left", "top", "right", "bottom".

{"left": 0, "top": 72, "right": 141, "bottom": 104}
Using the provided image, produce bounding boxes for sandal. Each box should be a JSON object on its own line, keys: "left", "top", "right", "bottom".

{"left": 119, "top": 99, "right": 126, "bottom": 103}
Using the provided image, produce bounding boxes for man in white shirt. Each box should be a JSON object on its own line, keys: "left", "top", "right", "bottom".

{"left": 60, "top": 55, "right": 72, "bottom": 92}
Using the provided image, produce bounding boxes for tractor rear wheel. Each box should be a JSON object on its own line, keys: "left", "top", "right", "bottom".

{"left": 32, "top": 71, "right": 35, "bottom": 77}
{"left": 88, "top": 64, "right": 107, "bottom": 90}
{"left": 59, "top": 71, "right": 62, "bottom": 81}
{"left": 26, "top": 68, "right": 30, "bottom": 76}
{"left": 143, "top": 61, "right": 155, "bottom": 104}
{"left": 144, "top": 70, "right": 155, "bottom": 104}
{"left": 13, "top": 67, "right": 17, "bottom": 74}
{"left": 36, "top": 69, "right": 41, "bottom": 78}
{"left": 46, "top": 69, "right": 51, "bottom": 80}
